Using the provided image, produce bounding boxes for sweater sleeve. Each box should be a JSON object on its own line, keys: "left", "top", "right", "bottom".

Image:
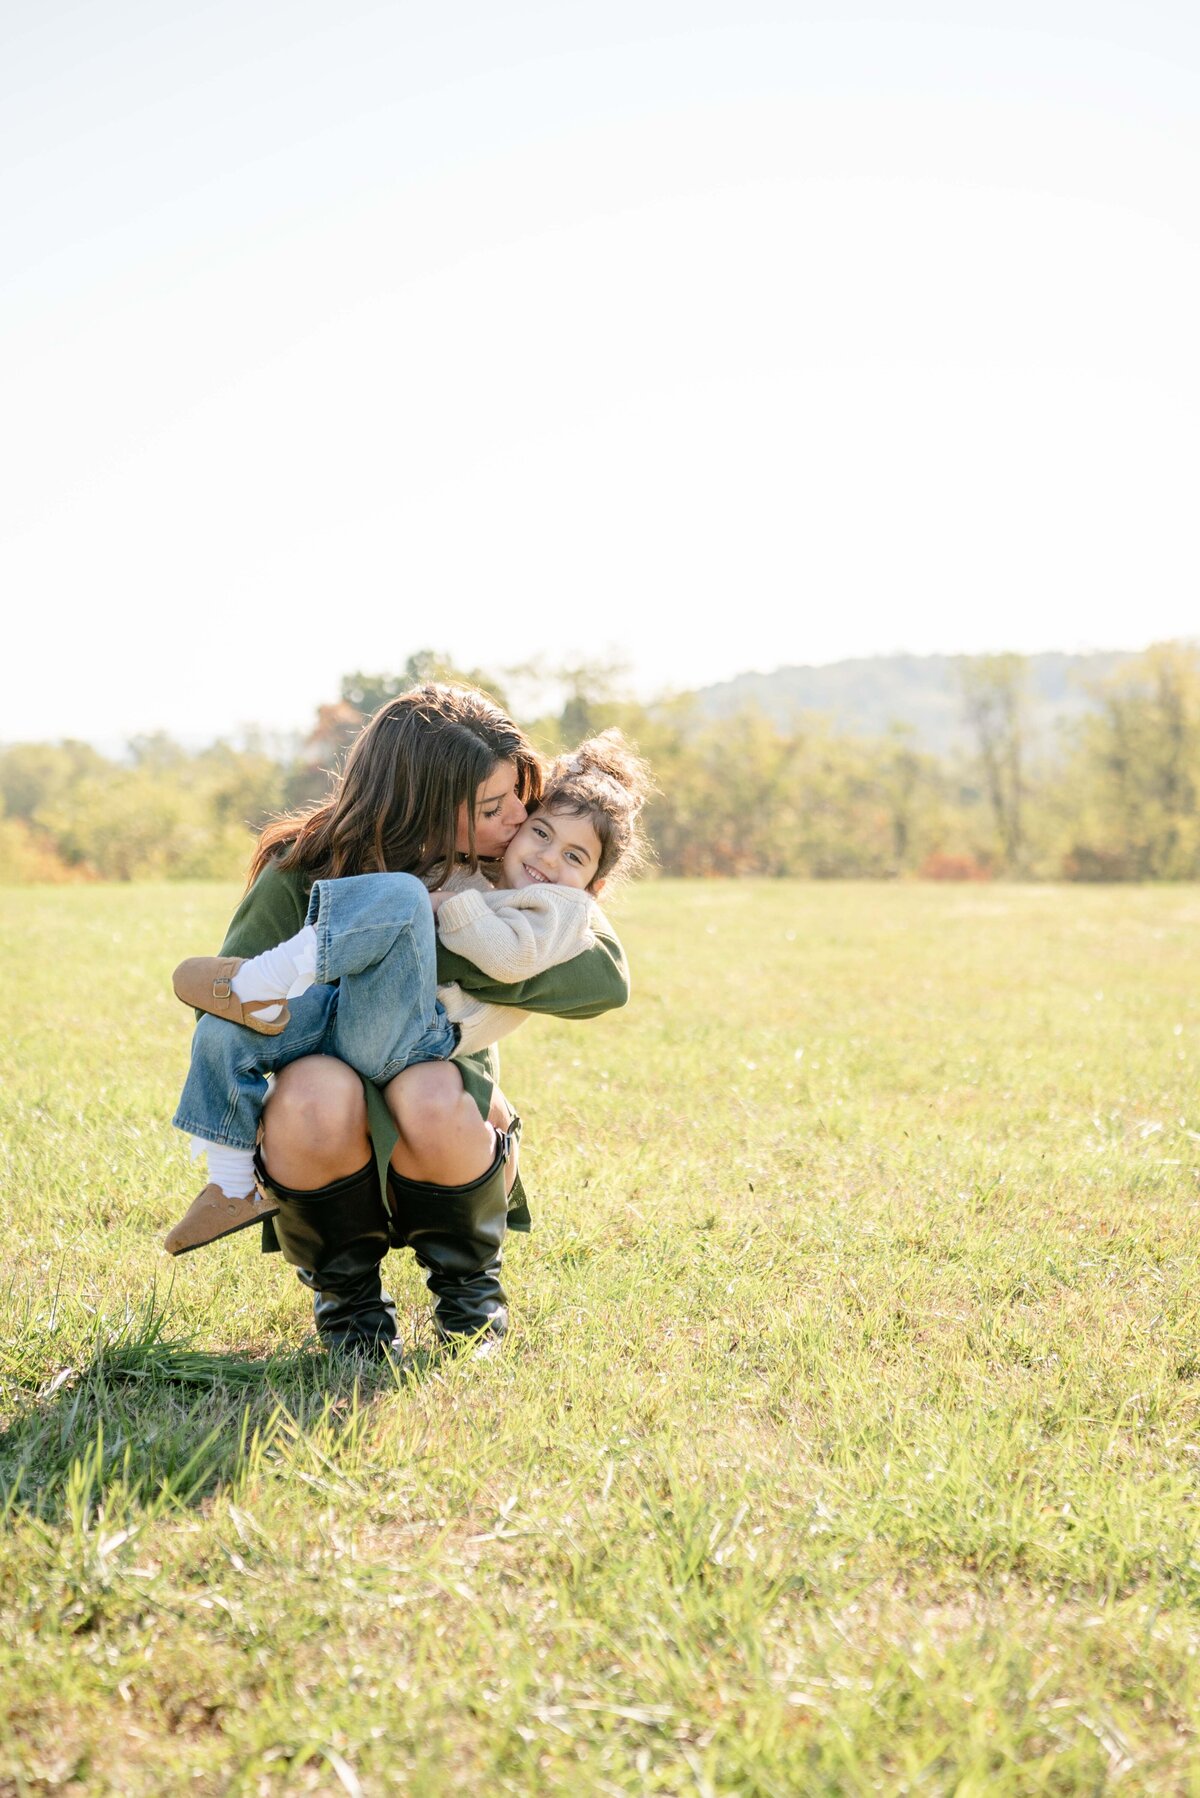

{"left": 435, "top": 915, "right": 630, "bottom": 1020}
{"left": 439, "top": 983, "right": 530, "bottom": 1057}
{"left": 435, "top": 885, "right": 596, "bottom": 982}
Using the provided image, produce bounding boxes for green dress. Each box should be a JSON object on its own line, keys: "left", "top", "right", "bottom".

{"left": 216, "top": 863, "right": 631, "bottom": 1230}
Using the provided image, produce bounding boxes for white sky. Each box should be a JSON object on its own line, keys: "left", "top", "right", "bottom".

{"left": 2, "top": 0, "right": 1198, "bottom": 744}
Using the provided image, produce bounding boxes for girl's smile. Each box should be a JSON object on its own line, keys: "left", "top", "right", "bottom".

{"left": 502, "top": 809, "right": 603, "bottom": 892}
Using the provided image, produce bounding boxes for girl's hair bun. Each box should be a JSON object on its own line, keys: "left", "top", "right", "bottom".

{"left": 559, "top": 729, "right": 651, "bottom": 813}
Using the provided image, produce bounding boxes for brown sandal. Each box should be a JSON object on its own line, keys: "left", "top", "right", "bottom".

{"left": 164, "top": 1182, "right": 279, "bottom": 1256}
{"left": 172, "top": 956, "right": 291, "bottom": 1035}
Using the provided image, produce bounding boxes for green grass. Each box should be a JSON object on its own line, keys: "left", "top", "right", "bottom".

{"left": 3, "top": 880, "right": 1200, "bottom": 1794}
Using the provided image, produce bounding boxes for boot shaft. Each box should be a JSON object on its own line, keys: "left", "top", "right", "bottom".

{"left": 257, "top": 1153, "right": 397, "bottom": 1352}
{"left": 387, "top": 1139, "right": 512, "bottom": 1341}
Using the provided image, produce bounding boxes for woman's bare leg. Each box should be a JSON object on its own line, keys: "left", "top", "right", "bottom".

{"left": 383, "top": 1062, "right": 495, "bottom": 1184}
{"left": 260, "top": 1056, "right": 371, "bottom": 1189}
{"left": 488, "top": 1087, "right": 520, "bottom": 1197}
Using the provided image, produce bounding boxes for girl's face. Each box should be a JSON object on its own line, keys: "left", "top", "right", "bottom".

{"left": 502, "top": 806, "right": 603, "bottom": 892}
{"left": 457, "top": 760, "right": 527, "bottom": 858}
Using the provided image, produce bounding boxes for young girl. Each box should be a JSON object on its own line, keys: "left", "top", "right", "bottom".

{"left": 167, "top": 730, "right": 651, "bottom": 1337}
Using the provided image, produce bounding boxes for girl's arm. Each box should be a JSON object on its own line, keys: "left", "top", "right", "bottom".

{"left": 434, "top": 885, "right": 596, "bottom": 983}
{"left": 436, "top": 918, "right": 630, "bottom": 1021}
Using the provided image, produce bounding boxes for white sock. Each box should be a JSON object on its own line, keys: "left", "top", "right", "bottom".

{"left": 191, "top": 1135, "right": 257, "bottom": 1201}
{"left": 230, "top": 923, "right": 318, "bottom": 1023}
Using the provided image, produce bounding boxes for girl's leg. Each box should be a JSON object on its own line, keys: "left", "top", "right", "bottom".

{"left": 306, "top": 873, "right": 457, "bottom": 1083}
{"left": 166, "top": 990, "right": 336, "bottom": 1254}
{"left": 173, "top": 987, "right": 336, "bottom": 1154}
{"left": 227, "top": 928, "right": 317, "bottom": 1019}
{"left": 178, "top": 870, "right": 447, "bottom": 1054}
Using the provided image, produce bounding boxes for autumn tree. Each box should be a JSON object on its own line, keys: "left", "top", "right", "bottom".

{"left": 1066, "top": 643, "right": 1200, "bottom": 878}
{"left": 960, "top": 654, "right": 1028, "bottom": 872}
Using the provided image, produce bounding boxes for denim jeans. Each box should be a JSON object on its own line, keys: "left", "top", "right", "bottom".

{"left": 172, "top": 872, "right": 458, "bottom": 1151}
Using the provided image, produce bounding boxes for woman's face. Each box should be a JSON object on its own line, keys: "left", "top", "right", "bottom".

{"left": 456, "top": 760, "right": 528, "bottom": 858}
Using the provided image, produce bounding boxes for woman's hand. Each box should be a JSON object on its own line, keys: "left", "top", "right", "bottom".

{"left": 428, "top": 890, "right": 451, "bottom": 919}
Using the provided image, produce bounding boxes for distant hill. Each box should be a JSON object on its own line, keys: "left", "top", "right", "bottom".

{"left": 690, "top": 650, "right": 1139, "bottom": 757}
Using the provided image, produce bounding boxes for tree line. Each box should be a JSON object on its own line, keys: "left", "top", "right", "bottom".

{"left": 3, "top": 644, "right": 1198, "bottom": 883}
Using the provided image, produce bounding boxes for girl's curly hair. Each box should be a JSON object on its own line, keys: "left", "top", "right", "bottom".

{"left": 538, "top": 728, "right": 654, "bottom": 889}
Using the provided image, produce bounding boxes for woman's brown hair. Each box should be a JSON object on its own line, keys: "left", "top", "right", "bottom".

{"left": 247, "top": 684, "right": 542, "bottom": 889}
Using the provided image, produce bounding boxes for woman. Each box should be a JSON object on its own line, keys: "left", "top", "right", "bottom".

{"left": 190, "top": 684, "right": 629, "bottom": 1354}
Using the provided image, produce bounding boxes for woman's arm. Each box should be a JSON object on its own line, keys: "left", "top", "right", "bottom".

{"left": 217, "top": 865, "right": 628, "bottom": 1022}
{"left": 217, "top": 864, "right": 309, "bottom": 960}
{"left": 435, "top": 919, "right": 630, "bottom": 1020}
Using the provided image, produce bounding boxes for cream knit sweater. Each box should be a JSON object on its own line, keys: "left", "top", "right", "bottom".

{"left": 435, "top": 875, "right": 599, "bottom": 1057}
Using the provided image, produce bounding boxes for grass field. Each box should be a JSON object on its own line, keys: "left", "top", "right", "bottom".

{"left": 3, "top": 880, "right": 1200, "bottom": 1795}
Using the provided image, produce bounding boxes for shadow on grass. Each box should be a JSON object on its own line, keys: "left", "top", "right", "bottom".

{"left": 0, "top": 1290, "right": 417, "bottom": 1521}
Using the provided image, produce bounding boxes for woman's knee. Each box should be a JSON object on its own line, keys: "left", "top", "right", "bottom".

{"left": 386, "top": 1062, "right": 474, "bottom": 1154}
{"left": 385, "top": 1062, "right": 499, "bottom": 1185}
{"left": 262, "top": 1056, "right": 368, "bottom": 1161}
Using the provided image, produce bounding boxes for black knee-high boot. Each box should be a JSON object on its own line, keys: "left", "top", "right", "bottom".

{"left": 255, "top": 1153, "right": 398, "bottom": 1354}
{"left": 386, "top": 1126, "right": 516, "bottom": 1343}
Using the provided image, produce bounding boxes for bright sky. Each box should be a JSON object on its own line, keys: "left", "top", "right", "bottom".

{"left": 3, "top": 0, "right": 1198, "bottom": 744}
